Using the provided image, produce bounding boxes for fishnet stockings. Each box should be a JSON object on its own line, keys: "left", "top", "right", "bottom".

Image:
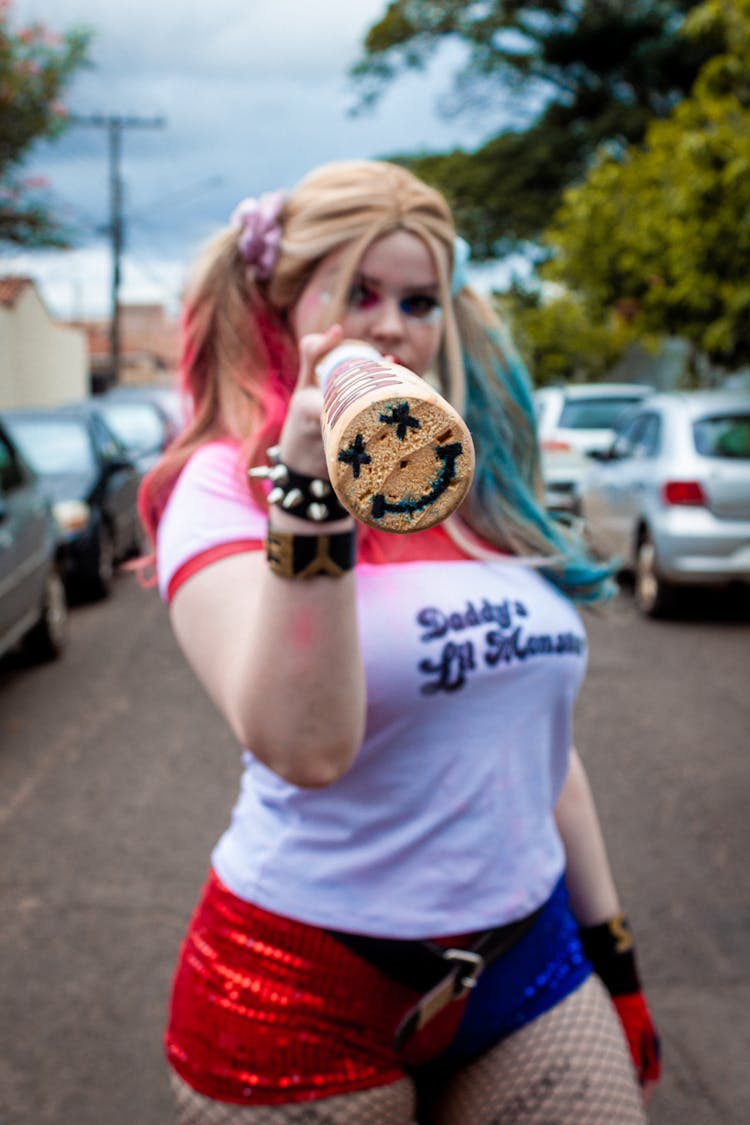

{"left": 169, "top": 1072, "right": 418, "bottom": 1124}
{"left": 170, "top": 977, "right": 646, "bottom": 1124}
{"left": 426, "top": 975, "right": 647, "bottom": 1124}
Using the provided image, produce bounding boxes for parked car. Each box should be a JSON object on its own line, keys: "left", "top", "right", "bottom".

{"left": 535, "top": 383, "right": 654, "bottom": 514}
{"left": 95, "top": 393, "right": 178, "bottom": 473}
{"left": 3, "top": 404, "right": 142, "bottom": 600}
{"left": 580, "top": 390, "right": 750, "bottom": 616}
{"left": 102, "top": 383, "right": 188, "bottom": 434}
{"left": 0, "top": 418, "right": 68, "bottom": 662}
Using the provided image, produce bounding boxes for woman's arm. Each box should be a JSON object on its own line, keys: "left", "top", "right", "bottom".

{"left": 169, "top": 543, "right": 365, "bottom": 788}
{"left": 168, "top": 327, "right": 367, "bottom": 788}
{"left": 553, "top": 746, "right": 621, "bottom": 925}
{"left": 555, "top": 747, "right": 662, "bottom": 1098}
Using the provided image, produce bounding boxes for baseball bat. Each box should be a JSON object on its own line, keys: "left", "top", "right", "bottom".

{"left": 315, "top": 341, "right": 475, "bottom": 533}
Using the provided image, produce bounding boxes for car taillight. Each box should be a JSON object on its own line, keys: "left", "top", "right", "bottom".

{"left": 662, "top": 480, "right": 707, "bottom": 506}
{"left": 542, "top": 439, "right": 573, "bottom": 452}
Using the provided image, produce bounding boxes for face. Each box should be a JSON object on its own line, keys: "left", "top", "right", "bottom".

{"left": 291, "top": 229, "right": 444, "bottom": 377}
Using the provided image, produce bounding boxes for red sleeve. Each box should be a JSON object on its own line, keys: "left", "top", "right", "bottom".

{"left": 166, "top": 539, "right": 263, "bottom": 603}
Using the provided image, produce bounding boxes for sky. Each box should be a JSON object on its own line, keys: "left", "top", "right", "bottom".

{"left": 2, "top": 0, "right": 518, "bottom": 320}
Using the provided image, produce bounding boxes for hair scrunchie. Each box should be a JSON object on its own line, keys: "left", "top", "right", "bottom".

{"left": 230, "top": 190, "right": 286, "bottom": 279}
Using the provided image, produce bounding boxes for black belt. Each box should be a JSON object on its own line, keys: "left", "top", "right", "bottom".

{"left": 328, "top": 905, "right": 544, "bottom": 1052}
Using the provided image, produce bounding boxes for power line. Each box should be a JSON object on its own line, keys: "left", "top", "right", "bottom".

{"left": 72, "top": 114, "right": 165, "bottom": 385}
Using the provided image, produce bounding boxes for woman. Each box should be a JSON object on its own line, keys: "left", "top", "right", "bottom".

{"left": 140, "top": 160, "right": 660, "bottom": 1123}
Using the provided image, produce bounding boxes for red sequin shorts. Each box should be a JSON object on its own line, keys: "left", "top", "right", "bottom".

{"left": 165, "top": 870, "right": 470, "bottom": 1105}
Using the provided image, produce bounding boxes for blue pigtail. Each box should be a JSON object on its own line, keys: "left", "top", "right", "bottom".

{"left": 461, "top": 343, "right": 617, "bottom": 604}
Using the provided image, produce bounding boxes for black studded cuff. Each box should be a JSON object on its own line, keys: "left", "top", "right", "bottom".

{"left": 249, "top": 461, "right": 350, "bottom": 523}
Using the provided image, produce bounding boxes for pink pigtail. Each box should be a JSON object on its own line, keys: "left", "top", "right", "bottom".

{"left": 243, "top": 302, "right": 298, "bottom": 505}
{"left": 137, "top": 197, "right": 300, "bottom": 559}
{"left": 177, "top": 305, "right": 208, "bottom": 406}
{"left": 137, "top": 301, "right": 216, "bottom": 547}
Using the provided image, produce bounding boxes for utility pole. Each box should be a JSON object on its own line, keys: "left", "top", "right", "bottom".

{"left": 73, "top": 114, "right": 165, "bottom": 386}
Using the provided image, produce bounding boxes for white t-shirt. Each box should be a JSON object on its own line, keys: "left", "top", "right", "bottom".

{"left": 158, "top": 441, "right": 588, "bottom": 938}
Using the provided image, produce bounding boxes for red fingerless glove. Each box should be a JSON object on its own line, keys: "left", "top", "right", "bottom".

{"left": 580, "top": 914, "right": 662, "bottom": 1088}
{"left": 611, "top": 992, "right": 662, "bottom": 1085}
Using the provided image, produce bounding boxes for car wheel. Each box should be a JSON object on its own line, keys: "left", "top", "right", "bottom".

{"left": 23, "top": 566, "right": 68, "bottom": 662}
{"left": 90, "top": 524, "right": 115, "bottom": 599}
{"left": 634, "top": 530, "right": 677, "bottom": 618}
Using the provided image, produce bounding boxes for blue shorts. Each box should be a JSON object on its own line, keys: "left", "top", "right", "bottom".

{"left": 442, "top": 875, "right": 592, "bottom": 1062}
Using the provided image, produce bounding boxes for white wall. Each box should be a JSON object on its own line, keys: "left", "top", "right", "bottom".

{"left": 0, "top": 284, "right": 88, "bottom": 409}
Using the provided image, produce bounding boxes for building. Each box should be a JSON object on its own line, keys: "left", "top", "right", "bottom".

{"left": 69, "top": 303, "right": 180, "bottom": 391}
{"left": 0, "top": 277, "right": 88, "bottom": 408}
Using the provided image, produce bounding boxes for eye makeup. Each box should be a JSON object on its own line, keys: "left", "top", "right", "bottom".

{"left": 399, "top": 293, "right": 442, "bottom": 321}
{"left": 348, "top": 277, "right": 442, "bottom": 323}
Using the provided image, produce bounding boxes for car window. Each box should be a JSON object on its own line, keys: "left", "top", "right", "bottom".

{"left": 610, "top": 413, "right": 646, "bottom": 458}
{"left": 693, "top": 413, "right": 750, "bottom": 459}
{"left": 558, "top": 395, "right": 647, "bottom": 430}
{"left": 0, "top": 429, "right": 26, "bottom": 491}
{"left": 636, "top": 412, "right": 662, "bottom": 457}
{"left": 98, "top": 402, "right": 164, "bottom": 452}
{"left": 88, "top": 413, "right": 126, "bottom": 461}
{"left": 154, "top": 389, "right": 185, "bottom": 429}
{"left": 7, "top": 418, "right": 96, "bottom": 475}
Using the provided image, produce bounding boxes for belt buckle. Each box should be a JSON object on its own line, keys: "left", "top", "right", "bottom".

{"left": 443, "top": 947, "right": 484, "bottom": 996}
{"left": 392, "top": 948, "right": 485, "bottom": 1053}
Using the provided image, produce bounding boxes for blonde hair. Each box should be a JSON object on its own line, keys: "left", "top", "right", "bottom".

{"left": 139, "top": 159, "right": 613, "bottom": 601}
{"left": 140, "top": 160, "right": 464, "bottom": 535}
{"left": 268, "top": 160, "right": 464, "bottom": 409}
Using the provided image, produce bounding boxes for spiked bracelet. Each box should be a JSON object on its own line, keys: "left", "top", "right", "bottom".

{"left": 580, "top": 913, "right": 642, "bottom": 996}
{"left": 266, "top": 529, "right": 357, "bottom": 579}
{"left": 249, "top": 451, "right": 349, "bottom": 523}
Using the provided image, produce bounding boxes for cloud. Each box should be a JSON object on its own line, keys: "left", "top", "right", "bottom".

{"left": 5, "top": 0, "right": 499, "bottom": 316}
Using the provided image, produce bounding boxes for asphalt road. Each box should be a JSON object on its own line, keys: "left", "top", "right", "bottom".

{"left": 1, "top": 570, "right": 749, "bottom": 1125}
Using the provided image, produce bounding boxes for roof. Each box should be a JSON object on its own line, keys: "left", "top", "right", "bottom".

{"left": 0, "top": 276, "right": 34, "bottom": 308}
{"left": 534, "top": 383, "right": 653, "bottom": 401}
{"left": 1, "top": 406, "right": 79, "bottom": 420}
{"left": 560, "top": 383, "right": 654, "bottom": 398}
{"left": 649, "top": 389, "right": 750, "bottom": 414}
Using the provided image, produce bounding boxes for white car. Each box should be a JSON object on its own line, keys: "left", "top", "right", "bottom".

{"left": 535, "top": 383, "right": 654, "bottom": 514}
{"left": 580, "top": 390, "right": 750, "bottom": 616}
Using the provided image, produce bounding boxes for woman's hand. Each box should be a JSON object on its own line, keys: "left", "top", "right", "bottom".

{"left": 278, "top": 324, "right": 343, "bottom": 478}
{"left": 610, "top": 993, "right": 661, "bottom": 1103}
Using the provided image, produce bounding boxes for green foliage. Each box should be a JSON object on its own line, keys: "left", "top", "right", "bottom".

{"left": 0, "top": 1, "right": 92, "bottom": 247}
{"left": 685, "top": 0, "right": 750, "bottom": 101}
{"left": 393, "top": 114, "right": 589, "bottom": 258}
{"left": 354, "top": 2, "right": 724, "bottom": 259}
{"left": 498, "top": 286, "right": 630, "bottom": 386}
{"left": 544, "top": 0, "right": 750, "bottom": 366}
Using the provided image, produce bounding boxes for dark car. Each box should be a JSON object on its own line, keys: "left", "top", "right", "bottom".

{"left": 95, "top": 393, "right": 178, "bottom": 473}
{"left": 3, "top": 404, "right": 142, "bottom": 600}
{"left": 102, "top": 382, "right": 188, "bottom": 433}
{"left": 0, "top": 418, "right": 68, "bottom": 662}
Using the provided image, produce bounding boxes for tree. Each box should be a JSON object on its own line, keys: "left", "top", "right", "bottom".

{"left": 0, "top": 1, "right": 91, "bottom": 247}
{"left": 353, "top": 1, "right": 725, "bottom": 258}
{"left": 498, "top": 285, "right": 631, "bottom": 386}
{"left": 543, "top": 0, "right": 750, "bottom": 368}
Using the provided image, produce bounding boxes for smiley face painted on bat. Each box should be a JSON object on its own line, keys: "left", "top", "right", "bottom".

{"left": 335, "top": 399, "right": 473, "bottom": 532}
